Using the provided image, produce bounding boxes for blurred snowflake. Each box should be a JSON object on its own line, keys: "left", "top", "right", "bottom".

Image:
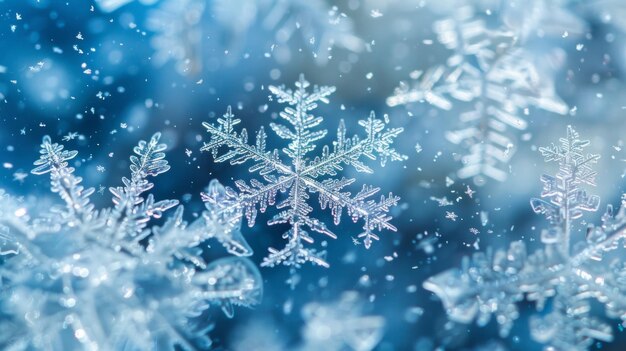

{"left": 146, "top": 0, "right": 206, "bottom": 76}
{"left": 229, "top": 291, "right": 384, "bottom": 351}
{"left": 388, "top": 5, "right": 569, "bottom": 183}
{"left": 0, "top": 133, "right": 262, "bottom": 350}
{"left": 427, "top": 0, "right": 586, "bottom": 40}
{"left": 143, "top": 0, "right": 363, "bottom": 74}
{"left": 201, "top": 75, "right": 406, "bottom": 269}
{"left": 259, "top": 0, "right": 364, "bottom": 64}
{"left": 423, "top": 126, "right": 626, "bottom": 350}
{"left": 300, "top": 291, "right": 385, "bottom": 351}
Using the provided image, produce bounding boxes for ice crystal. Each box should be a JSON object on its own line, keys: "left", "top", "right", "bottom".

{"left": 0, "top": 133, "right": 262, "bottom": 350}
{"left": 423, "top": 126, "right": 626, "bottom": 350}
{"left": 201, "top": 75, "right": 406, "bottom": 269}
{"left": 387, "top": 5, "right": 568, "bottom": 183}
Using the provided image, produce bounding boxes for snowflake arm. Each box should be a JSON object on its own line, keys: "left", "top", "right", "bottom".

{"left": 108, "top": 133, "right": 179, "bottom": 242}
{"left": 531, "top": 125, "right": 600, "bottom": 255}
{"left": 201, "top": 106, "right": 289, "bottom": 176}
{"left": 200, "top": 179, "right": 253, "bottom": 257}
{"left": 268, "top": 75, "right": 335, "bottom": 165}
{"left": 262, "top": 224, "right": 330, "bottom": 268}
{"left": 109, "top": 132, "right": 172, "bottom": 206}
{"left": 31, "top": 136, "right": 95, "bottom": 223}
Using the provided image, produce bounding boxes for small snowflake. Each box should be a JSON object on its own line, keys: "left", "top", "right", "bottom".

{"left": 62, "top": 132, "right": 79, "bottom": 141}
{"left": 430, "top": 196, "right": 453, "bottom": 207}
{"left": 445, "top": 211, "right": 458, "bottom": 221}
{"left": 465, "top": 185, "right": 475, "bottom": 198}
{"left": 415, "top": 142, "right": 422, "bottom": 154}
{"left": 12, "top": 171, "right": 28, "bottom": 183}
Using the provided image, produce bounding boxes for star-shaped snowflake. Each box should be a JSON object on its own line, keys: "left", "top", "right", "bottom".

{"left": 201, "top": 75, "right": 406, "bottom": 268}
{"left": 445, "top": 211, "right": 458, "bottom": 221}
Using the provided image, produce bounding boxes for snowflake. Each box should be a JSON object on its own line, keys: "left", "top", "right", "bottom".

{"left": 201, "top": 75, "right": 406, "bottom": 269}
{"left": 387, "top": 5, "right": 568, "bottom": 183}
{"left": 414, "top": 142, "right": 422, "bottom": 154}
{"left": 423, "top": 126, "right": 626, "bottom": 350}
{"left": 464, "top": 185, "right": 475, "bottom": 198}
{"left": 12, "top": 170, "right": 28, "bottom": 183}
{"left": 62, "top": 131, "right": 79, "bottom": 141}
{"left": 430, "top": 196, "right": 453, "bottom": 207}
{"left": 445, "top": 211, "right": 458, "bottom": 221}
{"left": 0, "top": 133, "right": 262, "bottom": 350}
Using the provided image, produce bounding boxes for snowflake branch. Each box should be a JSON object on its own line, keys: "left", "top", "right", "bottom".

{"left": 31, "top": 136, "right": 95, "bottom": 223}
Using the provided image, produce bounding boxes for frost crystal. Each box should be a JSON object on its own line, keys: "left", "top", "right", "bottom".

{"left": 0, "top": 133, "right": 262, "bottom": 350}
{"left": 201, "top": 75, "right": 406, "bottom": 269}
{"left": 423, "top": 126, "right": 626, "bottom": 350}
{"left": 387, "top": 6, "right": 568, "bottom": 183}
